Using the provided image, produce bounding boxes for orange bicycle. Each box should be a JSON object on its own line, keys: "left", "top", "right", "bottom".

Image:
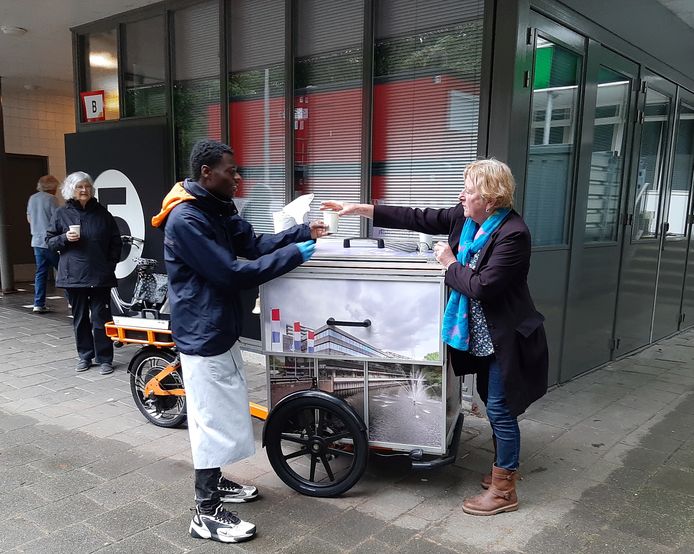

{"left": 105, "top": 320, "right": 268, "bottom": 428}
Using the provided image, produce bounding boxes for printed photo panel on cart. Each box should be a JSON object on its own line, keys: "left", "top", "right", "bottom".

{"left": 317, "top": 358, "right": 366, "bottom": 422}
{"left": 366, "top": 361, "right": 445, "bottom": 451}
{"left": 261, "top": 275, "right": 443, "bottom": 363}
{"left": 268, "top": 356, "right": 315, "bottom": 407}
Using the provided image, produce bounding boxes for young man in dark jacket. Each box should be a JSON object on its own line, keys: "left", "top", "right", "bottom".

{"left": 152, "top": 140, "right": 327, "bottom": 544}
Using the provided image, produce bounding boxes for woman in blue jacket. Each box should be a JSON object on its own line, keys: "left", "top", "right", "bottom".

{"left": 46, "top": 171, "right": 122, "bottom": 375}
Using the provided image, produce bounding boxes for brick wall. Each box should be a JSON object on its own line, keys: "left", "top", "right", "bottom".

{"left": 3, "top": 90, "right": 75, "bottom": 181}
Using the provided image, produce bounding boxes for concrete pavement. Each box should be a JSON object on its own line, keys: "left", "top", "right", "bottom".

{"left": 1, "top": 287, "right": 693, "bottom": 553}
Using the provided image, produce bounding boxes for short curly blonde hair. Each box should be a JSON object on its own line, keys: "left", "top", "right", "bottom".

{"left": 464, "top": 158, "right": 515, "bottom": 209}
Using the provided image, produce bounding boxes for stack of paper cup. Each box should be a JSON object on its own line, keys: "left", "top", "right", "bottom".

{"left": 272, "top": 212, "right": 295, "bottom": 233}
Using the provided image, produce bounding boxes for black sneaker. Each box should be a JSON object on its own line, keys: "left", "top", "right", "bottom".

{"left": 219, "top": 476, "right": 259, "bottom": 503}
{"left": 189, "top": 505, "right": 256, "bottom": 543}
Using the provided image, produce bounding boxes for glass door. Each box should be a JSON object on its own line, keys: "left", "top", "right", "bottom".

{"left": 561, "top": 46, "right": 638, "bottom": 380}
{"left": 674, "top": 90, "right": 694, "bottom": 329}
{"left": 614, "top": 73, "right": 676, "bottom": 354}
{"left": 653, "top": 90, "right": 694, "bottom": 339}
{"left": 524, "top": 13, "right": 585, "bottom": 385}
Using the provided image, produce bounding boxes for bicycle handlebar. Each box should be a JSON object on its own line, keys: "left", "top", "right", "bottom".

{"left": 121, "top": 235, "right": 144, "bottom": 246}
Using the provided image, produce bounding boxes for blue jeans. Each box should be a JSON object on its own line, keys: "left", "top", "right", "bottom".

{"left": 33, "top": 247, "right": 59, "bottom": 308}
{"left": 486, "top": 357, "right": 520, "bottom": 470}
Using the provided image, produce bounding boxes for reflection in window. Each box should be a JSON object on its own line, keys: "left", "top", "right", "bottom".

{"left": 172, "top": 1, "right": 221, "bottom": 180}
{"left": 84, "top": 29, "right": 119, "bottom": 120}
{"left": 633, "top": 89, "right": 671, "bottom": 240}
{"left": 123, "top": 16, "right": 166, "bottom": 118}
{"left": 525, "top": 37, "right": 581, "bottom": 246}
{"left": 372, "top": 0, "right": 484, "bottom": 242}
{"left": 584, "top": 68, "right": 631, "bottom": 242}
{"left": 666, "top": 102, "right": 694, "bottom": 237}
{"left": 228, "top": 0, "right": 286, "bottom": 233}
{"left": 294, "top": 0, "right": 364, "bottom": 238}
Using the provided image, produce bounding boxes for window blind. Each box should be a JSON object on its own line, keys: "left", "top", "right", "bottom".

{"left": 371, "top": 0, "right": 484, "bottom": 242}
{"left": 229, "top": 0, "right": 286, "bottom": 233}
{"left": 294, "top": 0, "right": 364, "bottom": 239}
{"left": 173, "top": 1, "right": 221, "bottom": 180}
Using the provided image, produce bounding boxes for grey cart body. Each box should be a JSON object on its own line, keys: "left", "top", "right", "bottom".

{"left": 259, "top": 238, "right": 463, "bottom": 497}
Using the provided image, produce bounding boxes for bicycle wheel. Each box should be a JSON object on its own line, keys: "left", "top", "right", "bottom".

{"left": 129, "top": 348, "right": 187, "bottom": 428}
{"left": 264, "top": 391, "right": 368, "bottom": 497}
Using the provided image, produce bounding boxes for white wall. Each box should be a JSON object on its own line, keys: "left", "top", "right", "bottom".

{"left": 2, "top": 90, "right": 75, "bottom": 180}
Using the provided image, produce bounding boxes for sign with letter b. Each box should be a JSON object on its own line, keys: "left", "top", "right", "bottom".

{"left": 80, "top": 90, "right": 105, "bottom": 122}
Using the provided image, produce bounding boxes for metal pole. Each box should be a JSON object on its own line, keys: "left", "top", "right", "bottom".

{"left": 0, "top": 76, "right": 17, "bottom": 292}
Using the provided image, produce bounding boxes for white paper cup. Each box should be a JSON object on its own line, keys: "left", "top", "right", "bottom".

{"left": 69, "top": 224, "right": 81, "bottom": 238}
{"left": 418, "top": 233, "right": 433, "bottom": 249}
{"left": 323, "top": 210, "right": 339, "bottom": 234}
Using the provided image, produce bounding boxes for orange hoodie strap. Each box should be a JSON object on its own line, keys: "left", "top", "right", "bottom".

{"left": 151, "top": 182, "right": 195, "bottom": 228}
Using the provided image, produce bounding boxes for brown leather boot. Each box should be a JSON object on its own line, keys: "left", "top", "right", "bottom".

{"left": 463, "top": 465, "right": 518, "bottom": 516}
{"left": 480, "top": 435, "right": 497, "bottom": 489}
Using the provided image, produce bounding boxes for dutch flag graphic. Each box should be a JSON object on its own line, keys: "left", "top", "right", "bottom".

{"left": 271, "top": 309, "right": 281, "bottom": 352}
{"left": 307, "top": 330, "right": 315, "bottom": 353}
{"left": 293, "top": 321, "right": 302, "bottom": 352}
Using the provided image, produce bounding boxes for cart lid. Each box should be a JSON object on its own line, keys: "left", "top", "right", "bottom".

{"left": 306, "top": 237, "right": 442, "bottom": 271}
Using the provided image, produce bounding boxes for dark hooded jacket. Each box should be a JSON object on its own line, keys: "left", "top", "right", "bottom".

{"left": 374, "top": 204, "right": 549, "bottom": 417}
{"left": 153, "top": 179, "right": 311, "bottom": 356}
{"left": 45, "top": 198, "right": 122, "bottom": 288}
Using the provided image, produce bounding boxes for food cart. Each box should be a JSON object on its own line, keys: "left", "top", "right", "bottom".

{"left": 259, "top": 238, "right": 463, "bottom": 497}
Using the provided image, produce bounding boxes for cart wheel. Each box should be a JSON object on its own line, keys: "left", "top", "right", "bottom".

{"left": 129, "top": 348, "right": 186, "bottom": 428}
{"left": 264, "top": 391, "right": 368, "bottom": 497}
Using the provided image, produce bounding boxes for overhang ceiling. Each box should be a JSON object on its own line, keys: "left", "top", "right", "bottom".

{"left": 0, "top": 0, "right": 160, "bottom": 96}
{"left": 656, "top": 0, "right": 694, "bottom": 29}
{"left": 1, "top": 1, "right": 693, "bottom": 98}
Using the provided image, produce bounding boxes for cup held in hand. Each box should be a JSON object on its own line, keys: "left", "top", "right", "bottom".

{"left": 69, "top": 224, "right": 81, "bottom": 238}
{"left": 418, "top": 232, "right": 433, "bottom": 252}
{"left": 323, "top": 210, "right": 339, "bottom": 234}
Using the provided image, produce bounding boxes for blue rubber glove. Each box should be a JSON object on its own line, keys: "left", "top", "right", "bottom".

{"left": 295, "top": 240, "right": 316, "bottom": 262}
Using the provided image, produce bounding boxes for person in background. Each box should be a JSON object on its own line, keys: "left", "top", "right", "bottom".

{"left": 26, "top": 175, "right": 61, "bottom": 313}
{"left": 46, "top": 172, "right": 122, "bottom": 375}
{"left": 152, "top": 139, "right": 328, "bottom": 544}
{"left": 321, "top": 158, "right": 549, "bottom": 516}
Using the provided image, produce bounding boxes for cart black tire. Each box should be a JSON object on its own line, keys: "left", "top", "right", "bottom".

{"left": 264, "top": 391, "right": 368, "bottom": 497}
{"left": 129, "top": 348, "right": 186, "bottom": 428}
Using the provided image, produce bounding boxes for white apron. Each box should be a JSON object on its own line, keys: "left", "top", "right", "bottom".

{"left": 180, "top": 343, "right": 256, "bottom": 469}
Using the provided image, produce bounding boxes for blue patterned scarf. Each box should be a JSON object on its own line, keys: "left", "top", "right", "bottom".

{"left": 441, "top": 208, "right": 510, "bottom": 351}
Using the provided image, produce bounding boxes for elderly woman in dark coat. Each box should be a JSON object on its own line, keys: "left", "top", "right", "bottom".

{"left": 46, "top": 171, "right": 122, "bottom": 375}
{"left": 322, "top": 158, "right": 548, "bottom": 516}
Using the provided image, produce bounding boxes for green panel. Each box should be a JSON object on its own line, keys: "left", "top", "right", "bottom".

{"left": 549, "top": 47, "right": 579, "bottom": 87}
{"left": 533, "top": 46, "right": 553, "bottom": 89}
